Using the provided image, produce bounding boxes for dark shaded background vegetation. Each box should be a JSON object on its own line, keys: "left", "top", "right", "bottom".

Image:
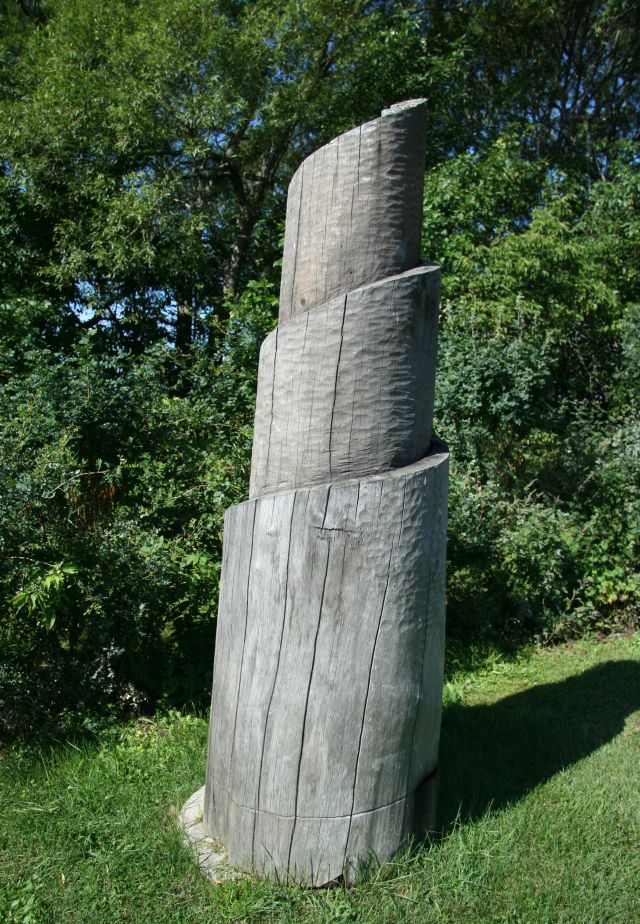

{"left": 1, "top": 0, "right": 638, "bottom": 739}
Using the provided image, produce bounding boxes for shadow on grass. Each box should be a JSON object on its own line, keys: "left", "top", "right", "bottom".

{"left": 437, "top": 659, "right": 640, "bottom": 832}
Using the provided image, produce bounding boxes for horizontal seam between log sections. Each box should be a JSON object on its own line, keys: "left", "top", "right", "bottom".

{"left": 249, "top": 446, "right": 449, "bottom": 502}
{"left": 276, "top": 263, "right": 439, "bottom": 328}
{"left": 209, "top": 777, "right": 435, "bottom": 822}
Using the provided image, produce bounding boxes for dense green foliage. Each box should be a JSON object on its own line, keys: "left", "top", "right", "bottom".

{"left": 1, "top": 0, "right": 639, "bottom": 738}
{"left": 0, "top": 283, "right": 274, "bottom": 736}
{"left": 426, "top": 144, "right": 640, "bottom": 642}
{"left": 2, "top": 637, "right": 639, "bottom": 922}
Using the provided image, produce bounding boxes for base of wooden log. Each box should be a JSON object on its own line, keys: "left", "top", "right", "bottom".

{"left": 181, "top": 765, "right": 438, "bottom": 887}
{"left": 203, "top": 446, "right": 448, "bottom": 886}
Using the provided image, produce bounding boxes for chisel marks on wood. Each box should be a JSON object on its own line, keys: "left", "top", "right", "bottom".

{"left": 250, "top": 265, "right": 440, "bottom": 499}
{"left": 279, "top": 100, "right": 427, "bottom": 322}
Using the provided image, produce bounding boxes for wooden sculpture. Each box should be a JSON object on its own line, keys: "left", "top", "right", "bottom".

{"left": 200, "top": 99, "right": 448, "bottom": 885}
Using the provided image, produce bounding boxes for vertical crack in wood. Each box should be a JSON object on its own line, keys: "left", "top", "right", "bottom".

{"left": 343, "top": 478, "right": 408, "bottom": 871}
{"left": 348, "top": 125, "right": 362, "bottom": 228}
{"left": 380, "top": 278, "right": 399, "bottom": 460}
{"left": 328, "top": 293, "right": 348, "bottom": 481}
{"left": 229, "top": 502, "right": 258, "bottom": 782}
{"left": 286, "top": 537, "right": 332, "bottom": 875}
{"left": 347, "top": 294, "right": 366, "bottom": 464}
{"left": 404, "top": 467, "right": 439, "bottom": 815}
{"left": 252, "top": 491, "right": 298, "bottom": 862}
{"left": 263, "top": 325, "right": 278, "bottom": 497}
{"left": 288, "top": 160, "right": 305, "bottom": 317}
{"left": 309, "top": 152, "right": 319, "bottom": 309}
{"left": 321, "top": 484, "right": 331, "bottom": 530}
{"left": 296, "top": 312, "right": 311, "bottom": 487}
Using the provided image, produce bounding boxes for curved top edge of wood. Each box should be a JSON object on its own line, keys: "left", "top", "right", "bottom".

{"left": 239, "top": 439, "right": 449, "bottom": 509}
{"left": 381, "top": 98, "right": 428, "bottom": 116}
{"left": 278, "top": 99, "right": 429, "bottom": 322}
{"left": 332, "top": 258, "right": 438, "bottom": 293}
{"left": 273, "top": 262, "right": 440, "bottom": 334}
{"left": 288, "top": 98, "right": 428, "bottom": 190}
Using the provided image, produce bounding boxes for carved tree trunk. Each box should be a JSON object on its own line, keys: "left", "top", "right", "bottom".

{"left": 202, "top": 100, "right": 449, "bottom": 886}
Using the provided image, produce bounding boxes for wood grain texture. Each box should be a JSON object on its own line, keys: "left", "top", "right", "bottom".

{"left": 250, "top": 265, "right": 440, "bottom": 499}
{"left": 202, "top": 100, "right": 448, "bottom": 886}
{"left": 204, "top": 449, "right": 448, "bottom": 885}
{"left": 278, "top": 100, "right": 427, "bottom": 323}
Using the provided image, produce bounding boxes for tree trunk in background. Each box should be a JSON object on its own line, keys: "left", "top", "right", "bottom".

{"left": 175, "top": 302, "right": 192, "bottom": 351}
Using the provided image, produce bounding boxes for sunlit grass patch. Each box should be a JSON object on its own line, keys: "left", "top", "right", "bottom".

{"left": 2, "top": 634, "right": 638, "bottom": 923}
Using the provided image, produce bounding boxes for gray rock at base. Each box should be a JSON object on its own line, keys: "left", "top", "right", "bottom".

{"left": 177, "top": 786, "right": 234, "bottom": 883}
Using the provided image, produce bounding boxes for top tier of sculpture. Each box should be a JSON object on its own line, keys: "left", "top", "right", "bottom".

{"left": 278, "top": 99, "right": 428, "bottom": 323}
{"left": 249, "top": 99, "right": 439, "bottom": 499}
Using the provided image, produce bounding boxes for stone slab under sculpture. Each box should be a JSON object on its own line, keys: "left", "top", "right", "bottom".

{"left": 197, "top": 99, "right": 449, "bottom": 886}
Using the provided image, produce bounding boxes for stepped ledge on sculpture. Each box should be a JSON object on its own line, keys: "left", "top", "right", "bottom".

{"left": 179, "top": 99, "right": 449, "bottom": 887}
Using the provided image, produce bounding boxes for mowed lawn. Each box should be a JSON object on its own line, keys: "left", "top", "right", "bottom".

{"left": 2, "top": 634, "right": 639, "bottom": 924}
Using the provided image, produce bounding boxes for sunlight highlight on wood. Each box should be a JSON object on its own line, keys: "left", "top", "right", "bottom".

{"left": 201, "top": 99, "right": 449, "bottom": 885}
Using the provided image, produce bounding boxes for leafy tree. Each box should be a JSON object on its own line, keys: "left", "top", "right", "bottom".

{"left": 1, "top": 0, "right": 424, "bottom": 349}
{"left": 416, "top": 0, "right": 640, "bottom": 176}
{"left": 1, "top": 0, "right": 639, "bottom": 738}
{"left": 426, "top": 146, "right": 639, "bottom": 641}
{"left": 0, "top": 283, "right": 276, "bottom": 738}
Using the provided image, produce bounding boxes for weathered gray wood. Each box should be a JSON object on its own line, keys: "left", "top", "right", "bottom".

{"left": 278, "top": 100, "right": 427, "bottom": 323}
{"left": 204, "top": 497, "right": 254, "bottom": 834}
{"left": 200, "top": 100, "right": 449, "bottom": 887}
{"left": 250, "top": 265, "right": 440, "bottom": 498}
{"left": 205, "top": 449, "right": 448, "bottom": 885}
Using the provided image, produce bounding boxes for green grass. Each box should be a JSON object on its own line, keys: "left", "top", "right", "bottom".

{"left": 2, "top": 634, "right": 639, "bottom": 924}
